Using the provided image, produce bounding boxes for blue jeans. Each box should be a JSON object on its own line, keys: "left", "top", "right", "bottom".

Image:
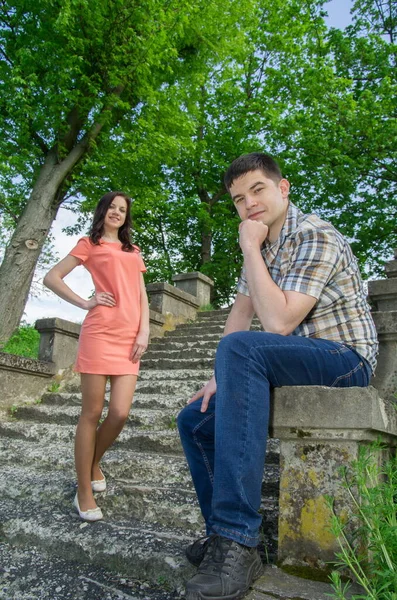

{"left": 177, "top": 332, "right": 372, "bottom": 547}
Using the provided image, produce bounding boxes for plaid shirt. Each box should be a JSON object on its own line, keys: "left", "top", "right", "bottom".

{"left": 237, "top": 202, "right": 378, "bottom": 371}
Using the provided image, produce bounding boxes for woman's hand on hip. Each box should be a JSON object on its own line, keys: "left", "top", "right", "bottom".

{"left": 84, "top": 291, "right": 116, "bottom": 310}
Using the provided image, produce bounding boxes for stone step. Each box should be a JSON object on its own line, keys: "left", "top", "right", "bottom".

{"left": 139, "top": 368, "right": 213, "bottom": 381}
{"left": 163, "top": 330, "right": 223, "bottom": 341}
{"left": 0, "top": 541, "right": 182, "bottom": 600}
{"left": 164, "top": 324, "right": 263, "bottom": 340}
{"left": 0, "top": 465, "right": 204, "bottom": 531}
{"left": 0, "top": 420, "right": 183, "bottom": 454}
{"left": 147, "top": 338, "right": 219, "bottom": 351}
{"left": 0, "top": 416, "right": 280, "bottom": 465}
{"left": 40, "top": 390, "right": 189, "bottom": 410}
{"left": 62, "top": 369, "right": 213, "bottom": 395}
{"left": 167, "top": 322, "right": 225, "bottom": 332}
{"left": 58, "top": 379, "right": 209, "bottom": 399}
{"left": 0, "top": 436, "right": 280, "bottom": 488}
{"left": 168, "top": 320, "right": 263, "bottom": 333}
{"left": 0, "top": 495, "right": 197, "bottom": 588}
{"left": 141, "top": 357, "right": 215, "bottom": 370}
{"left": 13, "top": 404, "right": 180, "bottom": 430}
{"left": 143, "top": 347, "right": 217, "bottom": 361}
{"left": 136, "top": 379, "right": 209, "bottom": 396}
{"left": 0, "top": 461, "right": 279, "bottom": 554}
{"left": 197, "top": 309, "right": 231, "bottom": 318}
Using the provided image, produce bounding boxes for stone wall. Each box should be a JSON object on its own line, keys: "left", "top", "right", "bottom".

{"left": 0, "top": 352, "right": 56, "bottom": 407}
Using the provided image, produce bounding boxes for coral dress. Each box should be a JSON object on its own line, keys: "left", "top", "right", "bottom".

{"left": 69, "top": 237, "right": 146, "bottom": 375}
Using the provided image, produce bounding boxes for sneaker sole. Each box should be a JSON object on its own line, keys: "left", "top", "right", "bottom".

{"left": 185, "top": 555, "right": 263, "bottom": 600}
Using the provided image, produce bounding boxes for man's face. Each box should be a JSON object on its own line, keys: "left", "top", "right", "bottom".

{"left": 230, "top": 169, "right": 290, "bottom": 241}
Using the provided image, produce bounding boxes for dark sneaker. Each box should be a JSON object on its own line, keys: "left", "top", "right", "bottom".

{"left": 186, "top": 535, "right": 213, "bottom": 567}
{"left": 185, "top": 535, "right": 263, "bottom": 600}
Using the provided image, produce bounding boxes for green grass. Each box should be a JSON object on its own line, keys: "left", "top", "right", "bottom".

{"left": 2, "top": 324, "right": 40, "bottom": 359}
{"left": 328, "top": 442, "right": 397, "bottom": 599}
{"left": 198, "top": 303, "right": 215, "bottom": 312}
{"left": 47, "top": 381, "right": 60, "bottom": 393}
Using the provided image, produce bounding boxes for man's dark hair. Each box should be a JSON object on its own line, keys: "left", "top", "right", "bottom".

{"left": 224, "top": 152, "right": 283, "bottom": 191}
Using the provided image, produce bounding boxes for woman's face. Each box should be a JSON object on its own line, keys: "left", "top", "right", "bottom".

{"left": 104, "top": 195, "right": 128, "bottom": 231}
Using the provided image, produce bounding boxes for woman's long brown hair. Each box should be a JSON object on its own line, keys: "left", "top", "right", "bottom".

{"left": 89, "top": 191, "right": 134, "bottom": 252}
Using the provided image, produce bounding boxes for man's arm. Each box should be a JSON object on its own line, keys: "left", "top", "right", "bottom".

{"left": 188, "top": 293, "right": 255, "bottom": 412}
{"left": 223, "top": 292, "right": 255, "bottom": 335}
{"left": 240, "top": 220, "right": 316, "bottom": 335}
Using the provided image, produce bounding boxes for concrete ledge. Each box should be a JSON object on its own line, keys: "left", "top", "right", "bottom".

{"left": 0, "top": 352, "right": 56, "bottom": 408}
{"left": 147, "top": 282, "right": 200, "bottom": 321}
{"left": 35, "top": 318, "right": 81, "bottom": 370}
{"left": 172, "top": 272, "right": 214, "bottom": 306}
{"left": 271, "top": 385, "right": 397, "bottom": 439}
{"left": 149, "top": 309, "right": 166, "bottom": 339}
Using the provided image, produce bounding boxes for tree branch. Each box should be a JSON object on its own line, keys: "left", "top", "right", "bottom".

{"left": 0, "top": 199, "right": 18, "bottom": 224}
{"left": 0, "top": 45, "right": 13, "bottom": 66}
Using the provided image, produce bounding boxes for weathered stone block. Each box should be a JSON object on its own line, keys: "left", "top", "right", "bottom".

{"left": 172, "top": 272, "right": 214, "bottom": 307}
{"left": 0, "top": 352, "right": 56, "bottom": 408}
{"left": 35, "top": 318, "right": 80, "bottom": 370}
{"left": 368, "top": 278, "right": 397, "bottom": 311}
{"left": 149, "top": 309, "right": 166, "bottom": 339}
{"left": 147, "top": 282, "right": 199, "bottom": 321}
{"left": 271, "top": 385, "right": 397, "bottom": 575}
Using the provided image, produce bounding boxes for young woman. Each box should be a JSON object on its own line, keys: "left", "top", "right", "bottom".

{"left": 44, "top": 191, "right": 150, "bottom": 522}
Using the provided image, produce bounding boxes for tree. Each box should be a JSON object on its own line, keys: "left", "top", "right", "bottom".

{"left": 130, "top": 0, "right": 396, "bottom": 298}
{"left": 0, "top": 0, "right": 249, "bottom": 344}
{"left": 76, "top": 0, "right": 337, "bottom": 305}
{"left": 279, "top": 0, "right": 397, "bottom": 274}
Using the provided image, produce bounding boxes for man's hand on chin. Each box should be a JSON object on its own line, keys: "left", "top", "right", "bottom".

{"left": 239, "top": 220, "right": 268, "bottom": 253}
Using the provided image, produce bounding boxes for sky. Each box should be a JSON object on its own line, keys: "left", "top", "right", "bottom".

{"left": 22, "top": 0, "right": 354, "bottom": 326}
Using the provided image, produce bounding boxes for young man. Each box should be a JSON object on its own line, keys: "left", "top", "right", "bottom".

{"left": 177, "top": 153, "right": 378, "bottom": 600}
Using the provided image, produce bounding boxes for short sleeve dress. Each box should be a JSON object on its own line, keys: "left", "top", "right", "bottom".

{"left": 69, "top": 237, "right": 146, "bottom": 375}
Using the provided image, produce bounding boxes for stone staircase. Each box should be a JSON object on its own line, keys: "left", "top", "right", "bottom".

{"left": 0, "top": 310, "right": 279, "bottom": 596}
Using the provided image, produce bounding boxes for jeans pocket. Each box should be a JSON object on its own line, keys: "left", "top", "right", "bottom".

{"left": 330, "top": 360, "right": 369, "bottom": 388}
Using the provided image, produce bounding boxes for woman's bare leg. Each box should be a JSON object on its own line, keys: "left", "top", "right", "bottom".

{"left": 75, "top": 374, "right": 107, "bottom": 511}
{"left": 91, "top": 374, "right": 137, "bottom": 481}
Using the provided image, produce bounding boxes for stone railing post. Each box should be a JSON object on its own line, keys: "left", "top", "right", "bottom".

{"left": 172, "top": 272, "right": 214, "bottom": 307}
{"left": 271, "top": 386, "right": 397, "bottom": 576}
{"left": 35, "top": 318, "right": 81, "bottom": 371}
{"left": 146, "top": 282, "right": 200, "bottom": 322}
{"left": 368, "top": 248, "right": 397, "bottom": 401}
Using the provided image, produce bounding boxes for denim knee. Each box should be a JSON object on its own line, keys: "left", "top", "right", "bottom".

{"left": 177, "top": 402, "right": 200, "bottom": 438}
{"left": 216, "top": 331, "right": 246, "bottom": 361}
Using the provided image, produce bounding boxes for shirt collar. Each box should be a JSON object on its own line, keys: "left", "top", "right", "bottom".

{"left": 262, "top": 201, "right": 302, "bottom": 262}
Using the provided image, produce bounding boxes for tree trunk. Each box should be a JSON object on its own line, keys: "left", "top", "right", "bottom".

{"left": 0, "top": 152, "right": 73, "bottom": 345}
{"left": 201, "top": 230, "right": 212, "bottom": 264}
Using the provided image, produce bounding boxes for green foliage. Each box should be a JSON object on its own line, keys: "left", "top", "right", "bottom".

{"left": 9, "top": 404, "right": 18, "bottom": 417}
{"left": 328, "top": 443, "right": 397, "bottom": 599}
{"left": 198, "top": 304, "right": 215, "bottom": 312}
{"left": 2, "top": 325, "right": 40, "bottom": 358}
{"left": 47, "top": 381, "right": 61, "bottom": 393}
{"left": 77, "top": 0, "right": 396, "bottom": 301}
{"left": 166, "top": 415, "right": 177, "bottom": 430}
{"left": 0, "top": 0, "right": 395, "bottom": 311}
